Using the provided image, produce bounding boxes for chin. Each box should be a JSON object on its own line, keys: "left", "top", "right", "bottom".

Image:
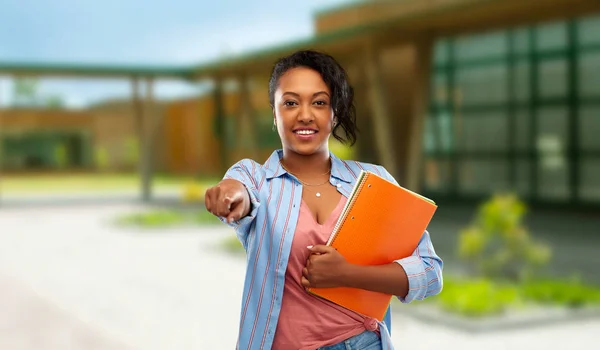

{"left": 290, "top": 142, "right": 327, "bottom": 156}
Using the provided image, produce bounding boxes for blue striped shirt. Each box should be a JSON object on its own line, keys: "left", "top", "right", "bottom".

{"left": 219, "top": 149, "right": 443, "bottom": 350}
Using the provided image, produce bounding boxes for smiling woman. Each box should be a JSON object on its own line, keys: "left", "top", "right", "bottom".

{"left": 204, "top": 50, "right": 443, "bottom": 350}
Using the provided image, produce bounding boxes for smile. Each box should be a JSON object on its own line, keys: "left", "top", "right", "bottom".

{"left": 294, "top": 130, "right": 317, "bottom": 135}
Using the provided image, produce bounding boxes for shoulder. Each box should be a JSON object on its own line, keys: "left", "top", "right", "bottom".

{"left": 225, "top": 158, "right": 268, "bottom": 189}
{"left": 229, "top": 158, "right": 262, "bottom": 172}
{"left": 339, "top": 159, "right": 395, "bottom": 182}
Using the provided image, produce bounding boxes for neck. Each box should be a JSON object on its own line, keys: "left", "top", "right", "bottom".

{"left": 281, "top": 148, "right": 331, "bottom": 178}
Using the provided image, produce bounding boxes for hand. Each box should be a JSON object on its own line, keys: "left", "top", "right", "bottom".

{"left": 205, "top": 179, "right": 251, "bottom": 223}
{"left": 301, "top": 245, "right": 353, "bottom": 289}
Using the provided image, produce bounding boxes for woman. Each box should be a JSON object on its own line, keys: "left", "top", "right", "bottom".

{"left": 205, "top": 50, "right": 443, "bottom": 350}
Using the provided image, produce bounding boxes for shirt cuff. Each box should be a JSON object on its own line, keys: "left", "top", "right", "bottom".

{"left": 394, "top": 256, "right": 426, "bottom": 303}
{"left": 218, "top": 181, "right": 260, "bottom": 228}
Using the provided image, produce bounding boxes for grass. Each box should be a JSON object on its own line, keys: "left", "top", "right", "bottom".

{"left": 115, "top": 208, "right": 222, "bottom": 228}
{"left": 220, "top": 235, "right": 246, "bottom": 255}
{"left": 0, "top": 172, "right": 220, "bottom": 194}
{"left": 400, "top": 274, "right": 600, "bottom": 318}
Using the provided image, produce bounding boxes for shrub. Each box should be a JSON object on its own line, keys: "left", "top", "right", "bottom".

{"left": 458, "top": 193, "right": 551, "bottom": 282}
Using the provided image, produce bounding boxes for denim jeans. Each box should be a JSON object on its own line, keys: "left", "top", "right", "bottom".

{"left": 317, "top": 331, "right": 382, "bottom": 350}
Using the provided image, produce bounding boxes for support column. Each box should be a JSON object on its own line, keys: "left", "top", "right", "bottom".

{"left": 364, "top": 42, "right": 399, "bottom": 178}
{"left": 132, "top": 77, "right": 152, "bottom": 202}
{"left": 0, "top": 78, "right": 3, "bottom": 207}
{"left": 406, "top": 37, "right": 433, "bottom": 192}
{"left": 142, "top": 77, "right": 155, "bottom": 202}
{"left": 213, "top": 77, "right": 228, "bottom": 173}
{"left": 238, "top": 73, "right": 259, "bottom": 160}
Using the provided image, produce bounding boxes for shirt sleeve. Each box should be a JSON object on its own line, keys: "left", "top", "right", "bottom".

{"left": 218, "top": 159, "right": 261, "bottom": 244}
{"left": 378, "top": 166, "right": 444, "bottom": 303}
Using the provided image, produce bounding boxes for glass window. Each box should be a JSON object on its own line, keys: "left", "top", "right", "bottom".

{"left": 423, "top": 157, "right": 451, "bottom": 193}
{"left": 579, "top": 106, "right": 600, "bottom": 151}
{"left": 535, "top": 21, "right": 567, "bottom": 51}
{"left": 434, "top": 39, "right": 449, "bottom": 65}
{"left": 423, "top": 115, "right": 437, "bottom": 154}
{"left": 514, "top": 60, "right": 530, "bottom": 103}
{"left": 435, "top": 108, "right": 454, "bottom": 153}
{"left": 458, "top": 160, "right": 510, "bottom": 194}
{"left": 538, "top": 59, "right": 568, "bottom": 98}
{"left": 579, "top": 159, "right": 600, "bottom": 201}
{"left": 514, "top": 109, "right": 531, "bottom": 152}
{"left": 456, "top": 112, "right": 508, "bottom": 152}
{"left": 513, "top": 28, "right": 531, "bottom": 55}
{"left": 536, "top": 106, "right": 570, "bottom": 200}
{"left": 432, "top": 72, "right": 448, "bottom": 105}
{"left": 538, "top": 158, "right": 570, "bottom": 200}
{"left": 514, "top": 158, "right": 531, "bottom": 197}
{"left": 455, "top": 31, "right": 508, "bottom": 61}
{"left": 537, "top": 106, "right": 569, "bottom": 147}
{"left": 579, "top": 52, "right": 600, "bottom": 97}
{"left": 455, "top": 65, "right": 508, "bottom": 105}
{"left": 578, "top": 14, "right": 600, "bottom": 46}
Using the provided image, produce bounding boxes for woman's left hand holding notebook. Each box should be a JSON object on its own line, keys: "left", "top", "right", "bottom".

{"left": 301, "top": 245, "right": 352, "bottom": 289}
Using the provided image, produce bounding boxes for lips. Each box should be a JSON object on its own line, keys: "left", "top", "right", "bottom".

{"left": 293, "top": 128, "right": 318, "bottom": 141}
{"left": 293, "top": 129, "right": 318, "bottom": 135}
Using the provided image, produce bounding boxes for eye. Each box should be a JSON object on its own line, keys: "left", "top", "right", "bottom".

{"left": 284, "top": 100, "right": 298, "bottom": 107}
{"left": 313, "top": 100, "right": 328, "bottom": 106}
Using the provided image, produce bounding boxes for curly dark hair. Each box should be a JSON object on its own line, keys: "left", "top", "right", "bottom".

{"left": 268, "top": 49, "right": 358, "bottom": 146}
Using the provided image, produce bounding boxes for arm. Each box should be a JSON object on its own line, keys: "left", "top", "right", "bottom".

{"left": 205, "top": 159, "right": 261, "bottom": 246}
{"left": 342, "top": 230, "right": 443, "bottom": 302}
{"left": 378, "top": 166, "right": 443, "bottom": 302}
{"left": 303, "top": 165, "right": 443, "bottom": 302}
{"left": 304, "top": 231, "right": 443, "bottom": 302}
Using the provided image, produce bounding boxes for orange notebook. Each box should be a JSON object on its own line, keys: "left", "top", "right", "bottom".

{"left": 307, "top": 170, "right": 437, "bottom": 321}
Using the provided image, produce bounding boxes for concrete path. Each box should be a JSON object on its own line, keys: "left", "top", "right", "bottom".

{"left": 0, "top": 203, "right": 598, "bottom": 350}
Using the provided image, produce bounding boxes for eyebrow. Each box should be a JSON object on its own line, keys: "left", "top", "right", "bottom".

{"left": 282, "top": 91, "right": 330, "bottom": 98}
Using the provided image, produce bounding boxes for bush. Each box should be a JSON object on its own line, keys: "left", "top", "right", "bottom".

{"left": 458, "top": 193, "right": 551, "bottom": 282}
{"left": 182, "top": 182, "right": 205, "bottom": 203}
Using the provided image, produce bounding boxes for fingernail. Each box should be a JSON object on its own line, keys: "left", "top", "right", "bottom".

{"left": 307, "top": 245, "right": 313, "bottom": 249}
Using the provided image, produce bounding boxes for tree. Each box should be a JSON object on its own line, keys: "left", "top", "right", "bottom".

{"left": 12, "top": 78, "right": 65, "bottom": 108}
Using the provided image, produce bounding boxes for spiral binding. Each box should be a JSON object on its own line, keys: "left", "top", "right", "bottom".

{"left": 326, "top": 170, "right": 371, "bottom": 246}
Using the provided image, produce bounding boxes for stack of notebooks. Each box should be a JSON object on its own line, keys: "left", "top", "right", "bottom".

{"left": 307, "top": 170, "right": 437, "bottom": 321}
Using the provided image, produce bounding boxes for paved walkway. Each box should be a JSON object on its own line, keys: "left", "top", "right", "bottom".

{"left": 0, "top": 203, "right": 598, "bottom": 349}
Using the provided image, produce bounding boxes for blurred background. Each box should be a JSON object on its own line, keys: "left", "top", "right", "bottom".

{"left": 0, "top": 0, "right": 599, "bottom": 349}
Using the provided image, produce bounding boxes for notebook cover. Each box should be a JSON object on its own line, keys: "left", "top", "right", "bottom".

{"left": 307, "top": 171, "right": 437, "bottom": 321}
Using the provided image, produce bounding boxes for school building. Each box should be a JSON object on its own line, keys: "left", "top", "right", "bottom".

{"left": 0, "top": 0, "right": 599, "bottom": 208}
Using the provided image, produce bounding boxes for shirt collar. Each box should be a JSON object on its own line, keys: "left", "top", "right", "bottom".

{"left": 263, "top": 149, "right": 351, "bottom": 183}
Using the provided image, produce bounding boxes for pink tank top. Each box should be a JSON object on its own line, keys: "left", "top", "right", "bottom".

{"left": 272, "top": 196, "right": 379, "bottom": 350}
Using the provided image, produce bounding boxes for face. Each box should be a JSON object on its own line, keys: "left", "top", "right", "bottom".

{"left": 273, "top": 67, "right": 335, "bottom": 156}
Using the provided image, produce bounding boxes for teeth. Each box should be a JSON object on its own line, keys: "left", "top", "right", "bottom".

{"left": 296, "top": 130, "right": 316, "bottom": 135}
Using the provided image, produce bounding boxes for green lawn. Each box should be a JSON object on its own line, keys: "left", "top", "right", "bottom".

{"left": 0, "top": 173, "right": 220, "bottom": 194}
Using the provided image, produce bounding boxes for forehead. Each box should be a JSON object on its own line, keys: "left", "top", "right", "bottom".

{"left": 277, "top": 67, "right": 330, "bottom": 94}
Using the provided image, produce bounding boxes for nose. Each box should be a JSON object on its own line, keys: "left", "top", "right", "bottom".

{"left": 297, "top": 104, "right": 314, "bottom": 124}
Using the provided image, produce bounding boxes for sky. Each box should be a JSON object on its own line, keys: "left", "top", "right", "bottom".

{"left": 0, "top": 0, "right": 353, "bottom": 107}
